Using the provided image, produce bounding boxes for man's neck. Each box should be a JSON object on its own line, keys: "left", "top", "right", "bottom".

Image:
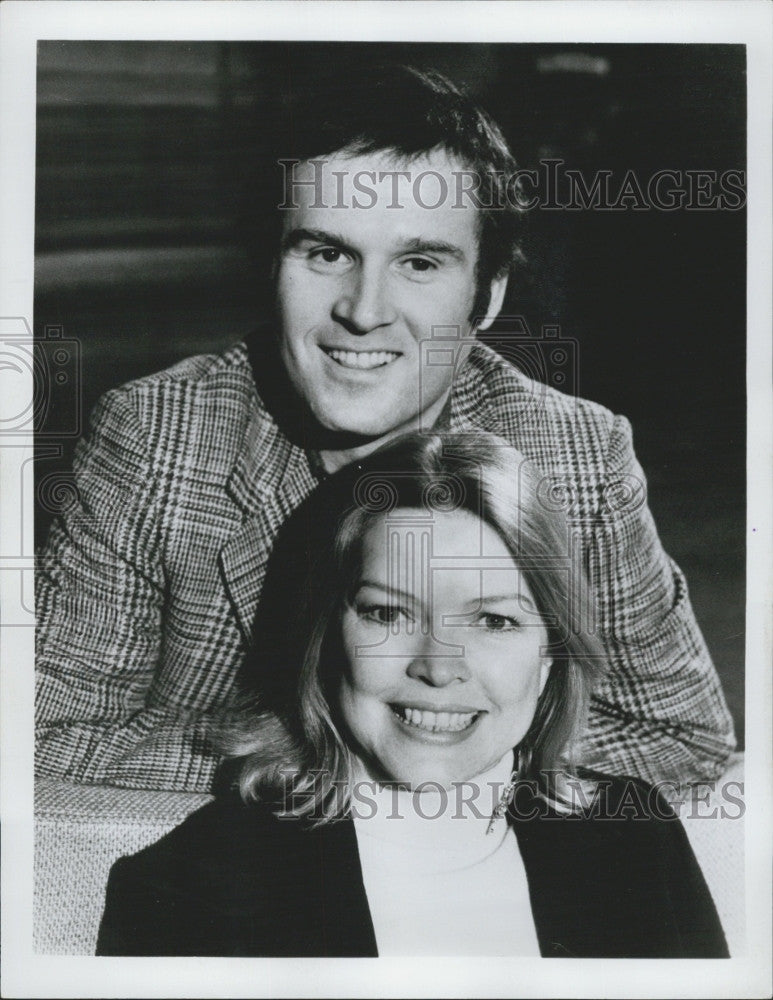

{"left": 316, "top": 390, "right": 452, "bottom": 474}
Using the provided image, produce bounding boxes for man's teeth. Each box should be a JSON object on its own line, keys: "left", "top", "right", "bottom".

{"left": 393, "top": 706, "right": 478, "bottom": 732}
{"left": 327, "top": 349, "right": 399, "bottom": 370}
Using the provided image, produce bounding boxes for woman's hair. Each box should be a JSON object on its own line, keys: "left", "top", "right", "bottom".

{"left": 217, "top": 431, "right": 607, "bottom": 822}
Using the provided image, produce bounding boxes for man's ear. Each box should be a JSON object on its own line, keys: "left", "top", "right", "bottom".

{"left": 476, "top": 273, "right": 509, "bottom": 332}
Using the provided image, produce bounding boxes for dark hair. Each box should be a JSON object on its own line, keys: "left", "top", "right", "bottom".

{"left": 218, "top": 431, "right": 606, "bottom": 823}
{"left": 259, "top": 64, "right": 523, "bottom": 319}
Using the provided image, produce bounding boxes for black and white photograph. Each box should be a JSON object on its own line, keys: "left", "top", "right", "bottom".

{"left": 1, "top": 2, "right": 770, "bottom": 998}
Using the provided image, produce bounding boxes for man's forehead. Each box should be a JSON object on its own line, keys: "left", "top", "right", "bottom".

{"left": 290, "top": 146, "right": 465, "bottom": 178}
{"left": 282, "top": 147, "right": 482, "bottom": 242}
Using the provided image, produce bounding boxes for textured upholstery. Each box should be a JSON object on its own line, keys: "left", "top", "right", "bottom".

{"left": 34, "top": 779, "right": 212, "bottom": 955}
{"left": 678, "top": 753, "right": 745, "bottom": 956}
{"left": 34, "top": 755, "right": 745, "bottom": 956}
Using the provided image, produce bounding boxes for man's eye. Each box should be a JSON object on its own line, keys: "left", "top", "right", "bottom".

{"left": 404, "top": 256, "right": 436, "bottom": 273}
{"left": 310, "top": 247, "right": 348, "bottom": 265}
{"left": 477, "top": 613, "right": 521, "bottom": 632}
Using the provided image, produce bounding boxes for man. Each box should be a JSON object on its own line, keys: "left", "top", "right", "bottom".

{"left": 35, "top": 66, "right": 735, "bottom": 792}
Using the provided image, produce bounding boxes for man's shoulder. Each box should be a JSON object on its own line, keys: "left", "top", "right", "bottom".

{"left": 459, "top": 340, "right": 618, "bottom": 439}
{"left": 115, "top": 340, "right": 253, "bottom": 396}
{"left": 451, "top": 341, "right": 631, "bottom": 477}
{"left": 90, "top": 340, "right": 269, "bottom": 457}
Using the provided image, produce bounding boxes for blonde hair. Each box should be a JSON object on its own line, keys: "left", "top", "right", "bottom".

{"left": 217, "top": 431, "right": 607, "bottom": 822}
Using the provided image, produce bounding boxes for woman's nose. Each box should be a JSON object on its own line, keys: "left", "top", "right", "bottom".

{"left": 405, "top": 645, "right": 472, "bottom": 687}
{"left": 332, "top": 264, "right": 396, "bottom": 334}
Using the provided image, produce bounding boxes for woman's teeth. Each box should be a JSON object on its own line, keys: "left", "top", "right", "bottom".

{"left": 326, "top": 349, "right": 399, "bottom": 370}
{"left": 393, "top": 706, "right": 478, "bottom": 732}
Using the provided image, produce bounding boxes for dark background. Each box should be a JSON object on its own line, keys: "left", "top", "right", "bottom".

{"left": 34, "top": 42, "right": 746, "bottom": 741}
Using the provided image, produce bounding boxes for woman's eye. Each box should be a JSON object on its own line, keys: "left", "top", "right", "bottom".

{"left": 478, "top": 613, "right": 520, "bottom": 632}
{"left": 359, "top": 604, "right": 410, "bottom": 626}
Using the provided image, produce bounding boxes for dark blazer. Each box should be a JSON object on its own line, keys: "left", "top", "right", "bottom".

{"left": 97, "top": 776, "right": 728, "bottom": 958}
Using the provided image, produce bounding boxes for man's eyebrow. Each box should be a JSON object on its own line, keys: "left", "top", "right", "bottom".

{"left": 281, "top": 229, "right": 467, "bottom": 263}
{"left": 401, "top": 237, "right": 467, "bottom": 262}
{"left": 281, "top": 227, "right": 351, "bottom": 252}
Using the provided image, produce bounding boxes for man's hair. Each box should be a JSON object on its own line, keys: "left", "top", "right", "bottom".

{"left": 216, "top": 431, "right": 607, "bottom": 824}
{"left": 260, "top": 64, "right": 523, "bottom": 319}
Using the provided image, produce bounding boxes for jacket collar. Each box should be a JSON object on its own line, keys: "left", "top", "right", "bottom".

{"left": 449, "top": 340, "right": 535, "bottom": 437}
{"left": 223, "top": 343, "right": 314, "bottom": 514}
{"left": 224, "top": 337, "right": 519, "bottom": 511}
{"left": 230, "top": 787, "right": 604, "bottom": 959}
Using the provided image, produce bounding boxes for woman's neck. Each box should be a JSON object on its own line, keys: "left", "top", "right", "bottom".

{"left": 348, "top": 751, "right": 517, "bottom": 825}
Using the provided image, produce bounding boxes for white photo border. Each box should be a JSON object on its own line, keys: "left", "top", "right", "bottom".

{"left": 1, "top": 2, "right": 770, "bottom": 998}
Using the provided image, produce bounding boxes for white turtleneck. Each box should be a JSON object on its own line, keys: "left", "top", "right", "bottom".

{"left": 351, "top": 753, "right": 541, "bottom": 956}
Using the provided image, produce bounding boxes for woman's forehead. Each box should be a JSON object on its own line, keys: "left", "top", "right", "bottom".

{"left": 359, "top": 508, "right": 518, "bottom": 568}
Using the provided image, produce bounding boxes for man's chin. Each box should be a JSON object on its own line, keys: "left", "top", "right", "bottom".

{"left": 311, "top": 423, "right": 397, "bottom": 452}
{"left": 311, "top": 410, "right": 410, "bottom": 448}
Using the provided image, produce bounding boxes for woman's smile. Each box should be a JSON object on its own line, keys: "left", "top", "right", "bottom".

{"left": 389, "top": 703, "right": 483, "bottom": 736}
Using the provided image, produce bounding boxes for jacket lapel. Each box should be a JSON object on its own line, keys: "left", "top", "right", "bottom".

{"left": 508, "top": 785, "right": 629, "bottom": 958}
{"left": 219, "top": 391, "right": 319, "bottom": 645}
{"left": 236, "top": 808, "right": 378, "bottom": 957}
{"left": 313, "top": 818, "right": 380, "bottom": 957}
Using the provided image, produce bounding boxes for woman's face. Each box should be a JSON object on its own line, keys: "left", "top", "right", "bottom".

{"left": 338, "top": 508, "right": 552, "bottom": 788}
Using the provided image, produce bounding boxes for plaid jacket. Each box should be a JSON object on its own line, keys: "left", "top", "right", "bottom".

{"left": 35, "top": 340, "right": 736, "bottom": 791}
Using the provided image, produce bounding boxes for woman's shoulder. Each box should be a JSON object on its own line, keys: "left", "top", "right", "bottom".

{"left": 110, "top": 792, "right": 304, "bottom": 885}
{"left": 98, "top": 794, "right": 369, "bottom": 956}
{"left": 566, "top": 768, "right": 679, "bottom": 821}
{"left": 511, "top": 769, "right": 678, "bottom": 822}
{"left": 511, "top": 771, "right": 729, "bottom": 958}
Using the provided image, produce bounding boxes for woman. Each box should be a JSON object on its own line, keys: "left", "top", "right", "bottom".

{"left": 97, "top": 432, "right": 727, "bottom": 958}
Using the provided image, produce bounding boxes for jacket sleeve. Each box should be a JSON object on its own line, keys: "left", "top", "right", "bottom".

{"left": 35, "top": 387, "right": 217, "bottom": 791}
{"left": 581, "top": 414, "right": 736, "bottom": 784}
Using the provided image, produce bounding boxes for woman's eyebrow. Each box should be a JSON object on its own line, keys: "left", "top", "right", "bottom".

{"left": 354, "top": 581, "right": 418, "bottom": 606}
{"left": 459, "top": 593, "right": 539, "bottom": 613}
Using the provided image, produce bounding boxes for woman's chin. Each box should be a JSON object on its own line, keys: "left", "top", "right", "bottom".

{"left": 362, "top": 757, "right": 491, "bottom": 791}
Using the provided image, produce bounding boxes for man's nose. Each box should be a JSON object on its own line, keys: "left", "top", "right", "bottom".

{"left": 332, "top": 262, "right": 396, "bottom": 334}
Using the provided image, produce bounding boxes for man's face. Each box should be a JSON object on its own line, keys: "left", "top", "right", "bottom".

{"left": 275, "top": 149, "right": 504, "bottom": 441}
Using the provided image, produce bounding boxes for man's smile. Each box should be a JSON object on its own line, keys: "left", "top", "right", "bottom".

{"left": 321, "top": 347, "right": 402, "bottom": 371}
